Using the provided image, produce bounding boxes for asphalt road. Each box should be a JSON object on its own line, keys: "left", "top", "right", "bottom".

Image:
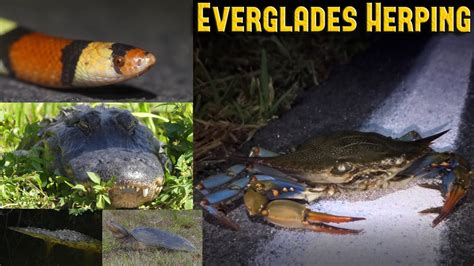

{"left": 0, "top": 0, "right": 192, "bottom": 102}
{"left": 203, "top": 32, "right": 474, "bottom": 265}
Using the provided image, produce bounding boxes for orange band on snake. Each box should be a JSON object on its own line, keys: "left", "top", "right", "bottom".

{"left": 0, "top": 17, "right": 156, "bottom": 88}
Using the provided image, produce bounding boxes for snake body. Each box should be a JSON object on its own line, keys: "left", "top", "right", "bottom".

{"left": 0, "top": 17, "right": 156, "bottom": 88}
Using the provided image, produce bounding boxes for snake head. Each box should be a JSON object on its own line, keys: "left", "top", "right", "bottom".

{"left": 73, "top": 42, "right": 156, "bottom": 87}
{"left": 111, "top": 43, "right": 156, "bottom": 78}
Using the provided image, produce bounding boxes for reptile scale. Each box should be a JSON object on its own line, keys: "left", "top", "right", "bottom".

{"left": 0, "top": 17, "right": 155, "bottom": 88}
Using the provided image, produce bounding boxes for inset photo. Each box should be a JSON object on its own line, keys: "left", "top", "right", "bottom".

{"left": 102, "top": 210, "right": 202, "bottom": 265}
{"left": 0, "top": 0, "right": 192, "bottom": 101}
{"left": 0, "top": 209, "right": 101, "bottom": 266}
{"left": 195, "top": 23, "right": 474, "bottom": 264}
{"left": 0, "top": 103, "right": 193, "bottom": 211}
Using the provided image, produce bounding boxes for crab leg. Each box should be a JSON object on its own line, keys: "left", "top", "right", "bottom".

{"left": 200, "top": 203, "right": 241, "bottom": 231}
{"left": 412, "top": 153, "right": 472, "bottom": 227}
{"left": 196, "top": 161, "right": 289, "bottom": 192}
{"left": 249, "top": 146, "right": 280, "bottom": 157}
{"left": 196, "top": 164, "right": 246, "bottom": 190}
{"left": 431, "top": 166, "right": 470, "bottom": 226}
{"left": 202, "top": 177, "right": 249, "bottom": 204}
{"left": 199, "top": 176, "right": 252, "bottom": 230}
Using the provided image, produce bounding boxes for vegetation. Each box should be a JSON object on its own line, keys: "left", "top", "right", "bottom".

{"left": 194, "top": 34, "right": 370, "bottom": 165}
{"left": 0, "top": 103, "right": 193, "bottom": 212}
{"left": 103, "top": 210, "right": 202, "bottom": 266}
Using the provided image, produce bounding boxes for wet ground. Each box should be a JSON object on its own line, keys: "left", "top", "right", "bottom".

{"left": 0, "top": 0, "right": 192, "bottom": 102}
{"left": 203, "top": 32, "right": 474, "bottom": 265}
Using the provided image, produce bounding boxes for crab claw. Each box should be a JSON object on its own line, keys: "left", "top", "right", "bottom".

{"left": 305, "top": 209, "right": 366, "bottom": 224}
{"left": 261, "top": 200, "right": 365, "bottom": 235}
{"left": 303, "top": 223, "right": 364, "bottom": 235}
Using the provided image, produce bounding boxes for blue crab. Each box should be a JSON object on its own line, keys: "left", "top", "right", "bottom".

{"left": 197, "top": 130, "right": 471, "bottom": 234}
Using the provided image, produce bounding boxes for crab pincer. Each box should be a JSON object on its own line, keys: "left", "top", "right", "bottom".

{"left": 244, "top": 179, "right": 365, "bottom": 235}
{"left": 262, "top": 200, "right": 365, "bottom": 235}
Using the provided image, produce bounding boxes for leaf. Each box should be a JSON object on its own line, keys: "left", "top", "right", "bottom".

{"left": 72, "top": 184, "right": 87, "bottom": 192}
{"left": 96, "top": 195, "right": 105, "bottom": 209}
{"left": 103, "top": 195, "right": 111, "bottom": 204}
{"left": 184, "top": 199, "right": 193, "bottom": 210}
{"left": 186, "top": 132, "right": 193, "bottom": 142}
{"left": 92, "top": 185, "right": 103, "bottom": 192}
{"left": 33, "top": 175, "right": 42, "bottom": 188}
{"left": 132, "top": 112, "right": 169, "bottom": 122}
{"left": 87, "top": 172, "right": 101, "bottom": 184}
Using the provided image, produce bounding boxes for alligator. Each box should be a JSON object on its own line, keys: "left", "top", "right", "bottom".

{"left": 18, "top": 105, "right": 170, "bottom": 208}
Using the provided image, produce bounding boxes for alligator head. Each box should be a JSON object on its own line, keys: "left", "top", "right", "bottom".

{"left": 38, "top": 105, "right": 169, "bottom": 208}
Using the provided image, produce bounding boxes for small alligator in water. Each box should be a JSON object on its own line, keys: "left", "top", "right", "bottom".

{"left": 17, "top": 105, "right": 170, "bottom": 208}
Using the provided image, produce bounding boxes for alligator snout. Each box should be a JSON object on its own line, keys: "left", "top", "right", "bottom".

{"left": 66, "top": 148, "right": 164, "bottom": 208}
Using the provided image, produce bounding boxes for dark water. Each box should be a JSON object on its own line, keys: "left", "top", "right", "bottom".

{"left": 0, "top": 210, "right": 101, "bottom": 266}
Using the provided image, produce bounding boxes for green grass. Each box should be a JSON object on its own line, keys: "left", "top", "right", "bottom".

{"left": 102, "top": 210, "right": 202, "bottom": 266}
{"left": 0, "top": 103, "right": 193, "bottom": 212}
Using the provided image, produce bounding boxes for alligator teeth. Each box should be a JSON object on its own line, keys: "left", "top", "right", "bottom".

{"left": 135, "top": 187, "right": 140, "bottom": 192}
{"left": 143, "top": 188, "right": 149, "bottom": 197}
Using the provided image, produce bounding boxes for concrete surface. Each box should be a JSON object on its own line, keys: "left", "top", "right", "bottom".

{"left": 202, "top": 33, "right": 474, "bottom": 265}
{"left": 0, "top": 0, "right": 192, "bottom": 102}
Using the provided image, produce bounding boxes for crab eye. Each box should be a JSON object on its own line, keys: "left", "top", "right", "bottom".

{"left": 113, "top": 56, "right": 125, "bottom": 68}
{"left": 332, "top": 162, "right": 352, "bottom": 175}
{"left": 255, "top": 183, "right": 264, "bottom": 191}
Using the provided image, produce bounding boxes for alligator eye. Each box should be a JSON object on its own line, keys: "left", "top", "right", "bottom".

{"left": 116, "top": 112, "right": 137, "bottom": 134}
{"left": 77, "top": 120, "right": 90, "bottom": 132}
{"left": 128, "top": 119, "right": 137, "bottom": 131}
